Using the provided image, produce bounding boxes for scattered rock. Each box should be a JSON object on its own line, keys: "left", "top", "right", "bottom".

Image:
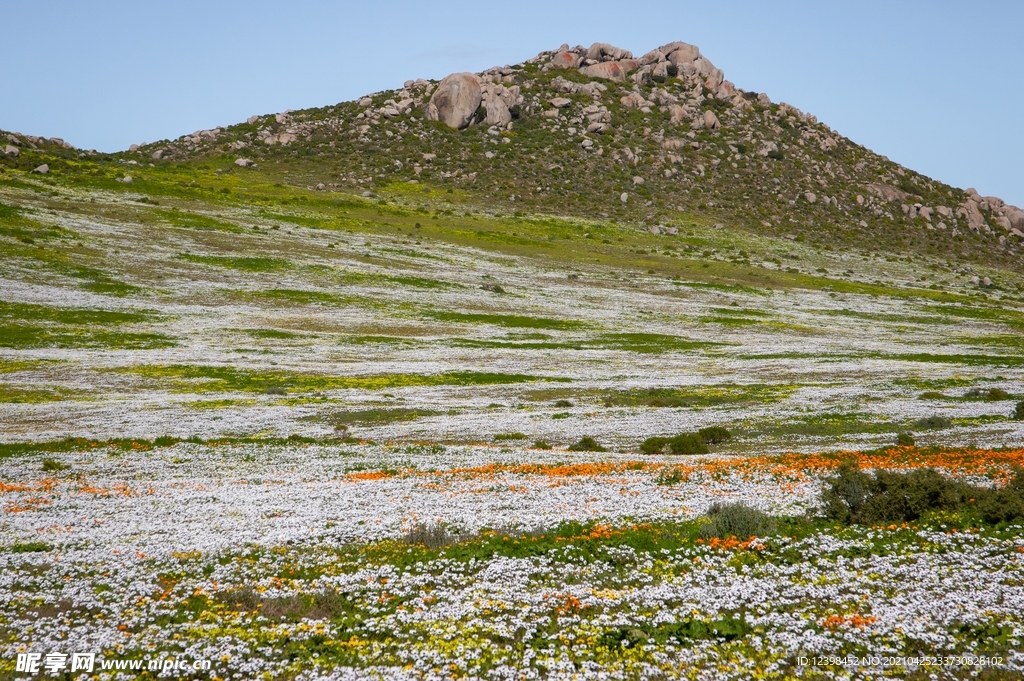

{"left": 549, "top": 97, "right": 572, "bottom": 108}
{"left": 632, "top": 176, "right": 645, "bottom": 185}
{"left": 32, "top": 164, "right": 49, "bottom": 174}
{"left": 234, "top": 158, "right": 253, "bottom": 167}
{"left": 620, "top": 192, "right": 628, "bottom": 203}
{"left": 804, "top": 192, "right": 817, "bottom": 204}
{"left": 116, "top": 176, "right": 132, "bottom": 183}
{"left": 426, "top": 73, "right": 482, "bottom": 130}
{"left": 358, "top": 97, "right": 373, "bottom": 107}
{"left": 4, "top": 145, "right": 18, "bottom": 157}
{"left": 702, "top": 110, "right": 721, "bottom": 130}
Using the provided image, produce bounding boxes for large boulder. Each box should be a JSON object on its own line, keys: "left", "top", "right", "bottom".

{"left": 4, "top": 145, "right": 18, "bottom": 157}
{"left": 664, "top": 42, "right": 701, "bottom": 64}
{"left": 1006, "top": 207, "right": 1024, "bottom": 231}
{"left": 586, "top": 42, "right": 631, "bottom": 62}
{"left": 703, "top": 110, "right": 721, "bottom": 130}
{"left": 548, "top": 51, "right": 580, "bottom": 69}
{"left": 426, "top": 73, "right": 482, "bottom": 130}
{"left": 579, "top": 59, "right": 638, "bottom": 82}
{"left": 484, "top": 98, "right": 511, "bottom": 127}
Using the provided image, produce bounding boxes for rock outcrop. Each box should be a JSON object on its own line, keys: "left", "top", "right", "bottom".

{"left": 426, "top": 73, "right": 482, "bottom": 130}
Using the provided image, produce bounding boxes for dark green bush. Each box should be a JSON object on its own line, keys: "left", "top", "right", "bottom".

{"left": 41, "top": 458, "right": 70, "bottom": 472}
{"left": 821, "top": 464, "right": 1024, "bottom": 525}
{"left": 896, "top": 432, "right": 915, "bottom": 446}
{"left": 532, "top": 440, "right": 552, "bottom": 450}
{"left": 640, "top": 436, "right": 669, "bottom": 455}
{"left": 698, "top": 426, "right": 731, "bottom": 444}
{"left": 568, "top": 436, "right": 606, "bottom": 452}
{"left": 1014, "top": 401, "right": 1024, "bottom": 421}
{"left": 668, "top": 433, "right": 708, "bottom": 455}
{"left": 11, "top": 541, "right": 52, "bottom": 553}
{"left": 494, "top": 432, "right": 527, "bottom": 441}
{"left": 913, "top": 415, "right": 951, "bottom": 430}
{"left": 965, "top": 387, "right": 1010, "bottom": 401}
{"left": 700, "top": 502, "right": 776, "bottom": 539}
{"left": 977, "top": 488, "right": 1024, "bottom": 525}
{"left": 641, "top": 432, "right": 712, "bottom": 455}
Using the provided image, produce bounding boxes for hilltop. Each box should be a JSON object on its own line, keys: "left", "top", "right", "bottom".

{"left": 12, "top": 39, "right": 1014, "bottom": 272}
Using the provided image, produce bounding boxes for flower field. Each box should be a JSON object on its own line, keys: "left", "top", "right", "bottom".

{"left": 2, "top": 144, "right": 1024, "bottom": 679}
{"left": 2, "top": 440, "right": 1023, "bottom": 679}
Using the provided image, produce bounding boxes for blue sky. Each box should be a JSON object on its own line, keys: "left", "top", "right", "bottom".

{"left": 3, "top": 1, "right": 1021, "bottom": 206}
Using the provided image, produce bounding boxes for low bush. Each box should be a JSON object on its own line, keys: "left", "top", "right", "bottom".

{"left": 568, "top": 436, "right": 606, "bottom": 452}
{"left": 11, "top": 541, "right": 52, "bottom": 553}
{"left": 532, "top": 440, "right": 552, "bottom": 450}
{"left": 700, "top": 503, "right": 776, "bottom": 539}
{"left": 403, "top": 522, "right": 466, "bottom": 550}
{"left": 494, "top": 432, "right": 527, "bottom": 441}
{"left": 965, "top": 387, "right": 1010, "bottom": 401}
{"left": 41, "top": 458, "right": 70, "bottom": 472}
{"left": 640, "top": 436, "right": 669, "bottom": 455}
{"left": 668, "top": 433, "right": 708, "bottom": 455}
{"left": 640, "top": 432, "right": 711, "bottom": 455}
{"left": 698, "top": 426, "right": 731, "bottom": 444}
{"left": 1014, "top": 400, "right": 1024, "bottom": 421}
{"left": 822, "top": 464, "right": 1024, "bottom": 526}
{"left": 896, "top": 432, "right": 915, "bottom": 446}
{"left": 913, "top": 415, "right": 951, "bottom": 430}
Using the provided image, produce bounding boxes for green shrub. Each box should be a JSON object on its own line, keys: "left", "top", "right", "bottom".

{"left": 823, "top": 464, "right": 977, "bottom": 524}
{"left": 896, "top": 432, "right": 915, "bottom": 446}
{"left": 10, "top": 541, "right": 52, "bottom": 553}
{"left": 697, "top": 426, "right": 731, "bottom": 444}
{"left": 532, "top": 440, "right": 552, "bottom": 450}
{"left": 913, "top": 415, "right": 951, "bottom": 430}
{"left": 1014, "top": 400, "right": 1024, "bottom": 420}
{"left": 403, "top": 522, "right": 465, "bottom": 549}
{"left": 640, "top": 436, "right": 669, "bottom": 455}
{"left": 494, "top": 432, "right": 527, "bottom": 441}
{"left": 700, "top": 503, "right": 776, "bottom": 539}
{"left": 977, "top": 488, "right": 1024, "bottom": 525}
{"left": 553, "top": 399, "right": 573, "bottom": 408}
{"left": 41, "top": 458, "right": 70, "bottom": 472}
{"left": 568, "top": 436, "right": 606, "bottom": 452}
{"left": 668, "top": 433, "right": 708, "bottom": 455}
{"left": 965, "top": 387, "right": 1010, "bottom": 401}
{"left": 918, "top": 391, "right": 946, "bottom": 400}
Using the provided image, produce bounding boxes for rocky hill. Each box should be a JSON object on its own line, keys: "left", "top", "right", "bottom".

{"left": 140, "top": 41, "right": 1024, "bottom": 267}
{"left": 3, "top": 40, "right": 1023, "bottom": 271}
